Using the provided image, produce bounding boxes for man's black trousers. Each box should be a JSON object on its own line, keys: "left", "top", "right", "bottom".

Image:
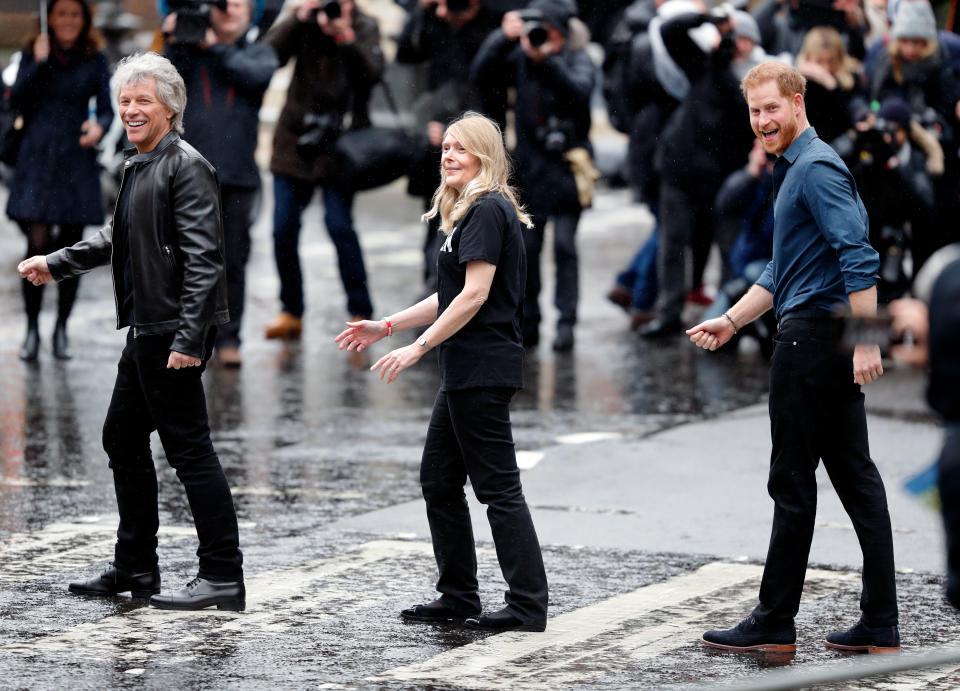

{"left": 102, "top": 329, "right": 243, "bottom": 582}
{"left": 752, "top": 316, "right": 898, "bottom": 627}
{"left": 420, "top": 387, "right": 548, "bottom": 625}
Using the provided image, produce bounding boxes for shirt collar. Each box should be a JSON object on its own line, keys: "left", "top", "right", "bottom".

{"left": 780, "top": 126, "right": 817, "bottom": 165}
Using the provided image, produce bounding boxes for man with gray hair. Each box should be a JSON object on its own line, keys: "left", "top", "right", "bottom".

{"left": 18, "top": 52, "right": 245, "bottom": 611}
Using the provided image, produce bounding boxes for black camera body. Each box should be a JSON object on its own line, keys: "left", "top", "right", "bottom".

{"left": 167, "top": 0, "right": 228, "bottom": 45}
{"left": 536, "top": 116, "right": 574, "bottom": 154}
{"left": 297, "top": 112, "right": 341, "bottom": 160}
{"left": 446, "top": 0, "right": 471, "bottom": 14}
{"left": 791, "top": 0, "right": 847, "bottom": 31}
{"left": 309, "top": 0, "right": 343, "bottom": 21}
{"left": 856, "top": 118, "right": 900, "bottom": 165}
{"left": 517, "top": 8, "right": 549, "bottom": 48}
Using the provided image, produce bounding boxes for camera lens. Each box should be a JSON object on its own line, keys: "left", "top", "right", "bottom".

{"left": 525, "top": 23, "right": 548, "bottom": 47}
{"left": 323, "top": 0, "right": 342, "bottom": 19}
{"left": 446, "top": 0, "right": 470, "bottom": 13}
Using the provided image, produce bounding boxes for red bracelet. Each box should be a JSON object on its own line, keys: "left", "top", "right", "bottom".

{"left": 381, "top": 318, "right": 392, "bottom": 337}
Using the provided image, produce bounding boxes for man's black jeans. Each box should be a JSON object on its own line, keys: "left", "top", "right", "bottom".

{"left": 102, "top": 329, "right": 243, "bottom": 582}
{"left": 420, "top": 387, "right": 548, "bottom": 625}
{"left": 752, "top": 316, "right": 898, "bottom": 627}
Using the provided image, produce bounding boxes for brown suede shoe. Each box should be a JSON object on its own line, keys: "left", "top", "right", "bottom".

{"left": 264, "top": 312, "right": 302, "bottom": 340}
{"left": 217, "top": 346, "right": 243, "bottom": 367}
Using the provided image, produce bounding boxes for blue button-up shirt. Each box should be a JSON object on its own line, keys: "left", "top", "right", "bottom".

{"left": 756, "top": 127, "right": 879, "bottom": 320}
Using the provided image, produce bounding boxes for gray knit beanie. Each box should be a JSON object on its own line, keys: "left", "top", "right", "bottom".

{"left": 891, "top": 0, "right": 937, "bottom": 40}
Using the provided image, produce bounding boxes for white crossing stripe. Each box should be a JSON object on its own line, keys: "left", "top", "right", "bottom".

{"left": 0, "top": 539, "right": 436, "bottom": 661}
{"left": 376, "top": 562, "right": 860, "bottom": 689}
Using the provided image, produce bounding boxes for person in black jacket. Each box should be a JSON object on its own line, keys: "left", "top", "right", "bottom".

{"left": 18, "top": 53, "right": 245, "bottom": 612}
{"left": 641, "top": 7, "right": 754, "bottom": 338}
{"left": 164, "top": 0, "right": 279, "bottom": 367}
{"left": 471, "top": 0, "right": 595, "bottom": 351}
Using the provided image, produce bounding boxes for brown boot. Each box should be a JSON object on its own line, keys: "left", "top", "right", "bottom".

{"left": 264, "top": 312, "right": 302, "bottom": 340}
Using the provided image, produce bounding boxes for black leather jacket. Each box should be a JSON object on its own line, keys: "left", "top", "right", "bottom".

{"left": 47, "top": 132, "right": 229, "bottom": 358}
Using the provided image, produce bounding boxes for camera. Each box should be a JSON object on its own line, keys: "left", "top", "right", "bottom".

{"left": 791, "top": 0, "right": 847, "bottom": 30}
{"left": 536, "top": 116, "right": 573, "bottom": 153}
{"left": 167, "top": 0, "right": 227, "bottom": 45}
{"left": 855, "top": 118, "right": 900, "bottom": 166}
{"left": 446, "top": 0, "right": 471, "bottom": 13}
{"left": 309, "top": 0, "right": 342, "bottom": 21}
{"left": 517, "top": 8, "right": 549, "bottom": 48}
{"left": 297, "top": 112, "right": 341, "bottom": 160}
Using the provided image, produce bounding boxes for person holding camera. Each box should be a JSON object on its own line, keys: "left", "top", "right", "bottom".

{"left": 18, "top": 52, "right": 245, "bottom": 611}
{"left": 263, "top": 0, "right": 384, "bottom": 341}
{"left": 163, "top": 0, "right": 279, "bottom": 368}
{"left": 471, "top": 0, "right": 595, "bottom": 352}
{"left": 5, "top": 0, "right": 113, "bottom": 361}
{"left": 688, "top": 62, "right": 898, "bottom": 654}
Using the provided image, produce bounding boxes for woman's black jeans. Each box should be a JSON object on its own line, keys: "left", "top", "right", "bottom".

{"left": 102, "top": 329, "right": 243, "bottom": 582}
{"left": 420, "top": 387, "right": 548, "bottom": 625}
{"left": 752, "top": 316, "right": 898, "bottom": 627}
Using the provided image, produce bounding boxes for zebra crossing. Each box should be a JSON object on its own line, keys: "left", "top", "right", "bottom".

{"left": 3, "top": 518, "right": 959, "bottom": 689}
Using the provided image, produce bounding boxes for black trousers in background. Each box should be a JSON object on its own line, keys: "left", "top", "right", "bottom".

{"left": 523, "top": 211, "right": 581, "bottom": 335}
{"left": 420, "top": 387, "right": 548, "bottom": 625}
{"left": 102, "top": 329, "right": 244, "bottom": 582}
{"left": 215, "top": 185, "right": 257, "bottom": 349}
{"left": 752, "top": 317, "right": 898, "bottom": 627}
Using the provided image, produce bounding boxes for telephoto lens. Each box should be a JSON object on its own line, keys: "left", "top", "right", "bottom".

{"left": 323, "top": 0, "right": 342, "bottom": 19}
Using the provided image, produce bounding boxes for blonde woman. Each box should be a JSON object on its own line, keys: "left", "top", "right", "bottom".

{"left": 335, "top": 112, "right": 548, "bottom": 633}
{"left": 796, "top": 26, "right": 862, "bottom": 143}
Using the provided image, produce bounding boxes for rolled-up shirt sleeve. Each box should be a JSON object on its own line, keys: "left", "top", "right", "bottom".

{"left": 804, "top": 159, "right": 879, "bottom": 294}
{"left": 756, "top": 258, "right": 775, "bottom": 293}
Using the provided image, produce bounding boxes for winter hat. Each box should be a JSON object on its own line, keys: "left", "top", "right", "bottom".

{"left": 732, "top": 10, "right": 760, "bottom": 44}
{"left": 891, "top": 0, "right": 937, "bottom": 40}
{"left": 877, "top": 97, "right": 913, "bottom": 129}
{"left": 526, "top": 0, "right": 578, "bottom": 34}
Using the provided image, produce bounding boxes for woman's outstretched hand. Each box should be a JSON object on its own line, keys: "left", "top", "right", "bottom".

{"left": 370, "top": 343, "right": 425, "bottom": 384}
{"left": 334, "top": 319, "right": 388, "bottom": 353}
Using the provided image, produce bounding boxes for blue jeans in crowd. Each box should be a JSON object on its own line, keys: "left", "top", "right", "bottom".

{"left": 272, "top": 174, "right": 373, "bottom": 319}
{"left": 615, "top": 226, "right": 658, "bottom": 312}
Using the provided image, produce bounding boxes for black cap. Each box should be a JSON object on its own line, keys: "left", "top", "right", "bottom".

{"left": 525, "top": 0, "right": 577, "bottom": 34}
{"left": 877, "top": 97, "right": 912, "bottom": 130}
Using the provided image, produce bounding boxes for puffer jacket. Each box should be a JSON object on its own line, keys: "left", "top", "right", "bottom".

{"left": 46, "top": 132, "right": 229, "bottom": 358}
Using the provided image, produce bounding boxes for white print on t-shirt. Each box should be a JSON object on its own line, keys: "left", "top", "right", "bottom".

{"left": 441, "top": 228, "right": 456, "bottom": 253}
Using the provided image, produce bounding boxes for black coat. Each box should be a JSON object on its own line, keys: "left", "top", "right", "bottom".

{"left": 167, "top": 37, "right": 278, "bottom": 189}
{"left": 929, "top": 256, "right": 960, "bottom": 421}
{"left": 6, "top": 46, "right": 113, "bottom": 225}
{"left": 471, "top": 30, "right": 595, "bottom": 218}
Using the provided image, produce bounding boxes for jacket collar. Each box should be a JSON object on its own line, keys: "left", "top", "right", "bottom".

{"left": 780, "top": 126, "right": 818, "bottom": 165}
{"left": 123, "top": 130, "right": 179, "bottom": 164}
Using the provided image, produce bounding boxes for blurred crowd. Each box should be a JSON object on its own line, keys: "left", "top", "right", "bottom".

{"left": 2, "top": 0, "right": 960, "bottom": 363}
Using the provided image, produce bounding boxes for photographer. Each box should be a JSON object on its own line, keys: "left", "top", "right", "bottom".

{"left": 263, "top": 0, "right": 384, "bottom": 341}
{"left": 396, "top": 0, "right": 503, "bottom": 295}
{"left": 470, "top": 0, "right": 595, "bottom": 351}
{"left": 837, "top": 96, "right": 941, "bottom": 300}
{"left": 164, "top": 0, "right": 279, "bottom": 367}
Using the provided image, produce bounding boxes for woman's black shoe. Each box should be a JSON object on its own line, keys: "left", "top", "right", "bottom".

{"left": 465, "top": 607, "right": 546, "bottom": 632}
{"left": 401, "top": 598, "right": 479, "bottom": 623}
{"left": 19, "top": 327, "right": 40, "bottom": 361}
{"left": 52, "top": 322, "right": 71, "bottom": 360}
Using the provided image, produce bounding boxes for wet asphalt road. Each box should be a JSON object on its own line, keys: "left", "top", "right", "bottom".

{"left": 1, "top": 178, "right": 958, "bottom": 690}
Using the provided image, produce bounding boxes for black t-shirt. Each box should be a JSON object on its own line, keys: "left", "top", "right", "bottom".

{"left": 436, "top": 193, "right": 526, "bottom": 391}
{"left": 113, "top": 178, "right": 135, "bottom": 327}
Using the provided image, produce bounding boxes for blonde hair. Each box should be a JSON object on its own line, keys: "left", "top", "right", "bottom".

{"left": 888, "top": 37, "right": 939, "bottom": 83}
{"left": 797, "top": 26, "right": 861, "bottom": 91}
{"left": 423, "top": 112, "right": 532, "bottom": 233}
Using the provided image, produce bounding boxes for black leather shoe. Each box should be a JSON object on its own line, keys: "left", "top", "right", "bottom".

{"left": 52, "top": 322, "right": 71, "bottom": 360}
{"left": 401, "top": 598, "right": 479, "bottom": 624}
{"left": 465, "top": 607, "right": 546, "bottom": 633}
{"left": 639, "top": 317, "right": 684, "bottom": 339}
{"left": 702, "top": 615, "right": 796, "bottom": 652}
{"left": 68, "top": 564, "right": 161, "bottom": 598}
{"left": 149, "top": 577, "right": 245, "bottom": 611}
{"left": 825, "top": 619, "right": 900, "bottom": 653}
{"left": 552, "top": 323, "right": 574, "bottom": 352}
{"left": 19, "top": 326, "right": 40, "bottom": 362}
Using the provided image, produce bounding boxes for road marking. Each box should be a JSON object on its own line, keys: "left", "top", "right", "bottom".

{"left": 0, "top": 539, "right": 436, "bottom": 662}
{"left": 376, "top": 563, "right": 860, "bottom": 689}
{"left": 556, "top": 432, "right": 624, "bottom": 445}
